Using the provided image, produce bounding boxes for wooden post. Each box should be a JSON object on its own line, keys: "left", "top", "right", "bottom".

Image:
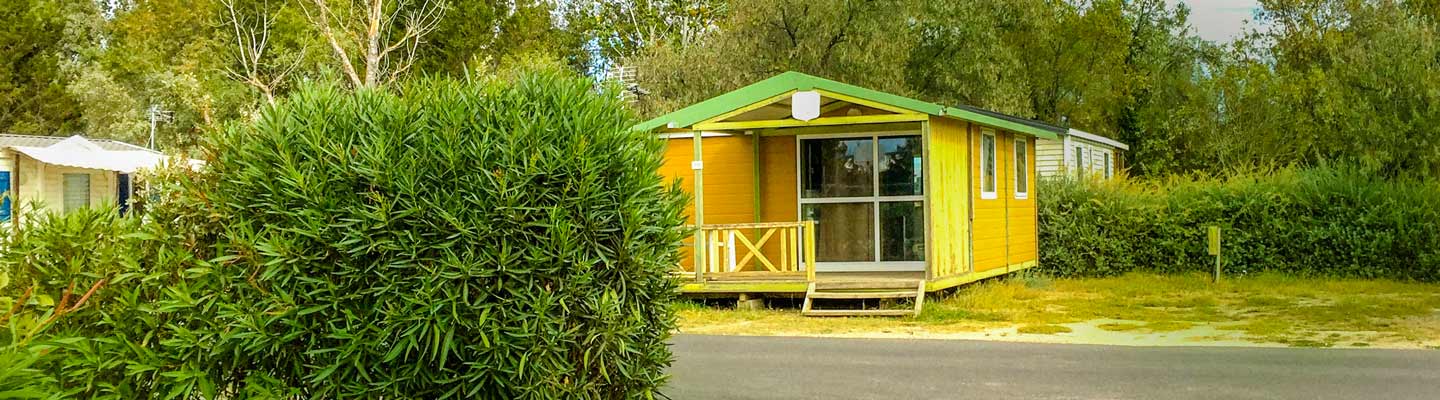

{"left": 804, "top": 220, "right": 817, "bottom": 282}
{"left": 1207, "top": 226, "right": 1222, "bottom": 283}
{"left": 693, "top": 129, "right": 705, "bottom": 283}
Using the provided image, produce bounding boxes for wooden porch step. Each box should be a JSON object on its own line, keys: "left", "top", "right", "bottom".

{"left": 806, "top": 290, "right": 920, "bottom": 300}
{"left": 801, "top": 309, "right": 916, "bottom": 317}
{"left": 814, "top": 280, "right": 921, "bottom": 290}
{"left": 801, "top": 280, "right": 926, "bottom": 317}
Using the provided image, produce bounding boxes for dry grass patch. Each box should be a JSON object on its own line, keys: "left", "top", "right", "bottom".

{"left": 676, "top": 273, "right": 1440, "bottom": 348}
{"left": 1017, "top": 324, "right": 1073, "bottom": 334}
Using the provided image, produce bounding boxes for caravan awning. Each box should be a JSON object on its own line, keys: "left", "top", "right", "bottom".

{"left": 6, "top": 136, "right": 167, "bottom": 173}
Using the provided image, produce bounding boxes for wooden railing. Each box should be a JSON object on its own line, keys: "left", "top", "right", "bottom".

{"left": 687, "top": 221, "right": 816, "bottom": 282}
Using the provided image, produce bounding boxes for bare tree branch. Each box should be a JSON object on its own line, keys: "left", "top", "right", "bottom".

{"left": 302, "top": 0, "right": 445, "bottom": 88}
{"left": 304, "top": 0, "right": 365, "bottom": 87}
{"left": 222, "top": 0, "right": 301, "bottom": 104}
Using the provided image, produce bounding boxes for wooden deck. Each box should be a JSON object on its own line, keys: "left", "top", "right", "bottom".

{"left": 678, "top": 221, "right": 1040, "bottom": 295}
{"left": 676, "top": 261, "right": 1038, "bottom": 294}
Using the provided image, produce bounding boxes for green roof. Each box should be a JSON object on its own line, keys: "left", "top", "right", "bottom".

{"left": 632, "top": 71, "right": 1062, "bottom": 140}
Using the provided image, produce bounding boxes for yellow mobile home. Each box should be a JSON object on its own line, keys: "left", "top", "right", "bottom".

{"left": 638, "top": 72, "right": 1064, "bottom": 312}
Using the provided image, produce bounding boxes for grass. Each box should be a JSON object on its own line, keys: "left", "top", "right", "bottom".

{"left": 676, "top": 272, "right": 1440, "bottom": 348}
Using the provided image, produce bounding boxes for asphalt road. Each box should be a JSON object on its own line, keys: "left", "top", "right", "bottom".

{"left": 665, "top": 334, "right": 1440, "bottom": 400}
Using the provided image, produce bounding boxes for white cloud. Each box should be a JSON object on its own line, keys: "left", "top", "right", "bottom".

{"left": 1168, "top": 0, "right": 1261, "bottom": 42}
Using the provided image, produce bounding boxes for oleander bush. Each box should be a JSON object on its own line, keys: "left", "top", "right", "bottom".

{"left": 1, "top": 69, "right": 689, "bottom": 399}
{"left": 197, "top": 70, "right": 688, "bottom": 398}
{"left": 1037, "top": 165, "right": 1440, "bottom": 281}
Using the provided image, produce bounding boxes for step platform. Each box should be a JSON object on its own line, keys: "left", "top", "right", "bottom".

{"left": 801, "top": 279, "right": 925, "bottom": 317}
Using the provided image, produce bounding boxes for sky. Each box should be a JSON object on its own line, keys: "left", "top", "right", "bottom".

{"left": 1169, "top": 0, "right": 1263, "bottom": 42}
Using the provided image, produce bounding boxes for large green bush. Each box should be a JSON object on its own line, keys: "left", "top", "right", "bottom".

{"left": 1037, "top": 166, "right": 1440, "bottom": 280}
{"left": 1, "top": 70, "right": 689, "bottom": 399}
{"left": 196, "top": 72, "right": 688, "bottom": 398}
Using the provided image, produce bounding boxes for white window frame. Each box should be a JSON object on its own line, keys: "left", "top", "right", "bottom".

{"left": 981, "top": 130, "right": 997, "bottom": 200}
{"left": 795, "top": 131, "right": 927, "bottom": 272}
{"left": 1014, "top": 137, "right": 1029, "bottom": 199}
{"left": 1103, "top": 151, "right": 1113, "bottom": 179}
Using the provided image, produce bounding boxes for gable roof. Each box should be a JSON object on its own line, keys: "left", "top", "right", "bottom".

{"left": 633, "top": 71, "right": 1063, "bottom": 140}
{"left": 0, "top": 133, "right": 156, "bottom": 153}
{"left": 3, "top": 135, "right": 167, "bottom": 173}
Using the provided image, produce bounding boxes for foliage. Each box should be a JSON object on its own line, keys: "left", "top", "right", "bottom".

{"left": 1036, "top": 166, "right": 1440, "bottom": 280}
{"left": 2, "top": 70, "right": 688, "bottom": 398}
{"left": 625, "top": 0, "right": 1440, "bottom": 178}
{"left": 573, "top": 0, "right": 728, "bottom": 65}
{"left": 10, "top": 0, "right": 1437, "bottom": 177}
{"left": 197, "top": 70, "right": 687, "bottom": 397}
{"left": 0, "top": 207, "right": 146, "bottom": 399}
{"left": 625, "top": 0, "right": 917, "bottom": 117}
{"left": 0, "top": 0, "right": 84, "bottom": 135}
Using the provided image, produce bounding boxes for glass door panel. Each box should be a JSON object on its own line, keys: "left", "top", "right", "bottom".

{"left": 802, "top": 203, "right": 875, "bottom": 262}
{"left": 801, "top": 138, "right": 874, "bottom": 198}
{"left": 878, "top": 136, "right": 923, "bottom": 196}
{"left": 880, "top": 201, "right": 924, "bottom": 261}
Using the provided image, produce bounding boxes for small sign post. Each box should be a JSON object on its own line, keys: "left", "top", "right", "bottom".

{"left": 1207, "top": 226, "right": 1222, "bottom": 283}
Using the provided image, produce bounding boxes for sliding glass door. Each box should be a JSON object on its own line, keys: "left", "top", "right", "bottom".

{"left": 799, "top": 133, "right": 924, "bottom": 271}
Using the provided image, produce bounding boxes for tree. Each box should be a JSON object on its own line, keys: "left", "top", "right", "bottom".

{"left": 302, "top": 0, "right": 446, "bottom": 88}
{"left": 0, "top": 0, "right": 83, "bottom": 134}
{"left": 627, "top": 0, "right": 915, "bottom": 117}
{"left": 580, "top": 0, "right": 727, "bottom": 62}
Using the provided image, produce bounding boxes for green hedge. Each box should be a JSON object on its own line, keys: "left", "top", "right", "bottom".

{"left": 1037, "top": 166, "right": 1440, "bottom": 281}
{"left": 1, "top": 70, "right": 689, "bottom": 399}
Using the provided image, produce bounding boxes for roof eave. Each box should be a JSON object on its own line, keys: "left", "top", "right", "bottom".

{"left": 941, "top": 107, "right": 1062, "bottom": 141}
{"left": 1064, "top": 129, "right": 1129, "bottom": 150}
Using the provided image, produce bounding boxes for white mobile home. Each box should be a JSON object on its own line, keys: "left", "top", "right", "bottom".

{"left": 1037, "top": 129, "right": 1128, "bottom": 179}
{"left": 1, "top": 134, "right": 165, "bottom": 223}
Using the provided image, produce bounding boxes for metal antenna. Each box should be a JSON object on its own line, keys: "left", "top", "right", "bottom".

{"left": 147, "top": 104, "right": 173, "bottom": 150}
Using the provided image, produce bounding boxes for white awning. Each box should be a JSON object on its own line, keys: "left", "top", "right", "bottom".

{"left": 6, "top": 135, "right": 168, "bottom": 173}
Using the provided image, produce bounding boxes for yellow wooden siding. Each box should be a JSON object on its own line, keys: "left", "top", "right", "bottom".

{"left": 660, "top": 136, "right": 757, "bottom": 225}
{"left": 754, "top": 136, "right": 799, "bottom": 270}
{"left": 758, "top": 136, "right": 798, "bottom": 223}
{"left": 971, "top": 127, "right": 1010, "bottom": 272}
{"left": 926, "top": 117, "right": 971, "bottom": 278}
{"left": 1006, "top": 136, "right": 1038, "bottom": 264}
{"left": 660, "top": 135, "right": 757, "bottom": 271}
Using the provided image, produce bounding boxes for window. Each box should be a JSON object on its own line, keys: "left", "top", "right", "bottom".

{"left": 63, "top": 173, "right": 90, "bottom": 212}
{"left": 1073, "top": 145, "right": 1085, "bottom": 176}
{"left": 1103, "top": 151, "right": 1113, "bottom": 179}
{"left": 981, "top": 131, "right": 997, "bottom": 199}
{"left": 1014, "top": 137, "right": 1028, "bottom": 199}
{"left": 800, "top": 134, "right": 925, "bottom": 266}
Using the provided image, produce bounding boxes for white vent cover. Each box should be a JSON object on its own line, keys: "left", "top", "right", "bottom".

{"left": 791, "top": 91, "right": 820, "bottom": 121}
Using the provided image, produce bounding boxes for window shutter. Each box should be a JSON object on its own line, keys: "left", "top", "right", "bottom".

{"left": 0, "top": 171, "right": 10, "bottom": 221}
{"left": 63, "top": 173, "right": 91, "bottom": 212}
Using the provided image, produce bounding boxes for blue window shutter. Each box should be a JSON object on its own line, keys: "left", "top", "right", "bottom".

{"left": 0, "top": 171, "right": 10, "bottom": 222}
{"left": 118, "top": 173, "right": 130, "bottom": 216}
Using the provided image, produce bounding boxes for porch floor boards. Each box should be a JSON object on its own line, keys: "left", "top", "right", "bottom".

{"left": 677, "top": 271, "right": 928, "bottom": 294}
{"left": 703, "top": 271, "right": 924, "bottom": 282}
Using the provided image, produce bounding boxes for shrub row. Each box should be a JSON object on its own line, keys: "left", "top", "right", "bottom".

{"left": 1, "top": 69, "right": 688, "bottom": 398}
{"left": 1037, "top": 166, "right": 1440, "bottom": 281}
